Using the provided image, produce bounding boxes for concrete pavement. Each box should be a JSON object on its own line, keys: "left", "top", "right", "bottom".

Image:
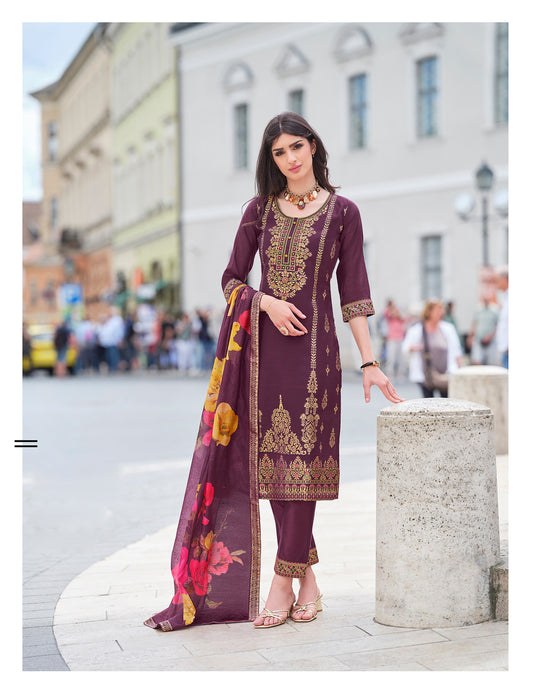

{"left": 52, "top": 455, "right": 508, "bottom": 671}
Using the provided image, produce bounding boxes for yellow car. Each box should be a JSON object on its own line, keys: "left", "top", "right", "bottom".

{"left": 23, "top": 324, "right": 77, "bottom": 376}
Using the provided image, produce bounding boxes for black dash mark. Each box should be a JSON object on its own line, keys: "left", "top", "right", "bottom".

{"left": 15, "top": 440, "right": 38, "bottom": 448}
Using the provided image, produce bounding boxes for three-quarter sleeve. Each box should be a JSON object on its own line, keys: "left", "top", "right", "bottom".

{"left": 221, "top": 199, "right": 261, "bottom": 303}
{"left": 336, "top": 200, "right": 375, "bottom": 322}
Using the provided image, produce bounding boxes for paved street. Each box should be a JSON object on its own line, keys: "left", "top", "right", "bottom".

{"left": 23, "top": 368, "right": 418, "bottom": 671}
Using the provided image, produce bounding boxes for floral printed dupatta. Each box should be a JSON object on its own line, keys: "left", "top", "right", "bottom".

{"left": 144, "top": 285, "right": 263, "bottom": 631}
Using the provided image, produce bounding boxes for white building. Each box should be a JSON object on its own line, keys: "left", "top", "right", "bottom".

{"left": 169, "top": 22, "right": 508, "bottom": 366}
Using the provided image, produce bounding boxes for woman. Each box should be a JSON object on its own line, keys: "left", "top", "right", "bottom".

{"left": 402, "top": 298, "right": 463, "bottom": 397}
{"left": 144, "top": 112, "right": 403, "bottom": 633}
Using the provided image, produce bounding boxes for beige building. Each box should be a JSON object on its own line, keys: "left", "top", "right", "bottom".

{"left": 108, "top": 22, "right": 181, "bottom": 315}
{"left": 169, "top": 22, "right": 508, "bottom": 365}
{"left": 30, "top": 23, "right": 114, "bottom": 321}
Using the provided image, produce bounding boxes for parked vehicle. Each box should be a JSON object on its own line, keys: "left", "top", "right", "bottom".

{"left": 23, "top": 324, "right": 77, "bottom": 376}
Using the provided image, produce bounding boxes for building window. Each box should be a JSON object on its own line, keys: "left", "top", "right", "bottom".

{"left": 421, "top": 235, "right": 442, "bottom": 299}
{"left": 348, "top": 74, "right": 368, "bottom": 149}
{"left": 48, "top": 121, "right": 58, "bottom": 162}
{"left": 234, "top": 103, "right": 249, "bottom": 170}
{"left": 495, "top": 23, "right": 508, "bottom": 125}
{"left": 288, "top": 89, "right": 305, "bottom": 116}
{"left": 416, "top": 56, "right": 439, "bottom": 138}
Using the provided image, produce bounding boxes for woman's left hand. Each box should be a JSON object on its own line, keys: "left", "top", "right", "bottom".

{"left": 362, "top": 366, "right": 405, "bottom": 404}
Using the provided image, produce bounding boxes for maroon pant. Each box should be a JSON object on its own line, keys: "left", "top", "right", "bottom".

{"left": 270, "top": 500, "right": 319, "bottom": 578}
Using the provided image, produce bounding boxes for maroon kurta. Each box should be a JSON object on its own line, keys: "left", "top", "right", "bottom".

{"left": 222, "top": 193, "right": 374, "bottom": 502}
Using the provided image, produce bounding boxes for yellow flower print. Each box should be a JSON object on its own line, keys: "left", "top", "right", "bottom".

{"left": 182, "top": 591, "right": 196, "bottom": 626}
{"left": 204, "top": 357, "right": 226, "bottom": 413}
{"left": 227, "top": 322, "right": 242, "bottom": 355}
{"left": 212, "top": 402, "right": 239, "bottom": 446}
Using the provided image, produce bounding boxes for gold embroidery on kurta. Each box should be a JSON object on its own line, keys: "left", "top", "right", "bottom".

{"left": 300, "top": 371, "right": 319, "bottom": 454}
{"left": 336, "top": 351, "right": 341, "bottom": 371}
{"left": 260, "top": 396, "right": 304, "bottom": 454}
{"left": 324, "top": 314, "right": 330, "bottom": 333}
{"left": 329, "top": 428, "right": 336, "bottom": 448}
{"left": 266, "top": 208, "right": 316, "bottom": 300}
{"left": 321, "top": 390, "right": 328, "bottom": 410}
{"left": 258, "top": 455, "right": 340, "bottom": 500}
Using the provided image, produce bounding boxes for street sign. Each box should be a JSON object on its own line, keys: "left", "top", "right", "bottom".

{"left": 59, "top": 283, "right": 83, "bottom": 306}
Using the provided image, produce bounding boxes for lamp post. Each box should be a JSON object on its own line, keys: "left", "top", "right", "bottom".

{"left": 475, "top": 162, "right": 494, "bottom": 267}
{"left": 454, "top": 162, "right": 503, "bottom": 268}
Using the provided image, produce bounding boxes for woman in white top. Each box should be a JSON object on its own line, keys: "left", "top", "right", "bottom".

{"left": 402, "top": 298, "right": 463, "bottom": 397}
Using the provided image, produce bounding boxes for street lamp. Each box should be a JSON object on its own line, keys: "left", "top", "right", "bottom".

{"left": 475, "top": 162, "right": 494, "bottom": 267}
{"left": 454, "top": 162, "right": 506, "bottom": 267}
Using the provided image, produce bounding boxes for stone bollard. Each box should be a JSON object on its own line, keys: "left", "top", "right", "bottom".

{"left": 375, "top": 398, "right": 500, "bottom": 628}
{"left": 449, "top": 365, "right": 508, "bottom": 455}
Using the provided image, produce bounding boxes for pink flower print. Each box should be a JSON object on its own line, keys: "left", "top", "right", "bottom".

{"left": 189, "top": 558, "right": 210, "bottom": 596}
{"left": 204, "top": 482, "right": 214, "bottom": 506}
{"left": 171, "top": 547, "right": 189, "bottom": 603}
{"left": 207, "top": 541, "right": 233, "bottom": 579}
{"left": 238, "top": 310, "right": 251, "bottom": 334}
{"left": 202, "top": 409, "right": 215, "bottom": 446}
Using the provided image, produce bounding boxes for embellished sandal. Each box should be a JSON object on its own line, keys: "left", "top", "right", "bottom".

{"left": 254, "top": 607, "right": 291, "bottom": 629}
{"left": 290, "top": 592, "right": 323, "bottom": 623}
{"left": 254, "top": 595, "right": 295, "bottom": 629}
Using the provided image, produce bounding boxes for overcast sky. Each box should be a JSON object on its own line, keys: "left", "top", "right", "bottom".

{"left": 22, "top": 22, "right": 95, "bottom": 201}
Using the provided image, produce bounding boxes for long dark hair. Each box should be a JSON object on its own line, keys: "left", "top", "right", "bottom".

{"left": 255, "top": 112, "right": 338, "bottom": 198}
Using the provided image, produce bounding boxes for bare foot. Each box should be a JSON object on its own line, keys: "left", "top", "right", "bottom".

{"left": 253, "top": 574, "right": 295, "bottom": 628}
{"left": 291, "top": 566, "right": 320, "bottom": 621}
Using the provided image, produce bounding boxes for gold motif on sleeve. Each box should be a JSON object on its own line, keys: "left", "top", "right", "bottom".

{"left": 336, "top": 351, "right": 341, "bottom": 371}
{"left": 341, "top": 298, "right": 376, "bottom": 322}
{"left": 260, "top": 396, "right": 304, "bottom": 455}
{"left": 223, "top": 278, "right": 243, "bottom": 303}
{"left": 321, "top": 390, "right": 328, "bottom": 410}
{"left": 324, "top": 313, "right": 330, "bottom": 333}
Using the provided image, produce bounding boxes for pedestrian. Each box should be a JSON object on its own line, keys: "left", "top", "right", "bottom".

{"left": 495, "top": 266, "right": 509, "bottom": 369}
{"left": 158, "top": 312, "right": 177, "bottom": 370}
{"left": 196, "top": 308, "right": 216, "bottom": 370}
{"left": 175, "top": 313, "right": 195, "bottom": 372}
{"left": 122, "top": 312, "right": 139, "bottom": 371}
{"left": 382, "top": 299, "right": 406, "bottom": 380}
{"left": 144, "top": 111, "right": 403, "bottom": 634}
{"left": 467, "top": 296, "right": 500, "bottom": 365}
{"left": 23, "top": 321, "right": 33, "bottom": 375}
{"left": 402, "top": 298, "right": 463, "bottom": 397}
{"left": 98, "top": 306, "right": 125, "bottom": 372}
{"left": 444, "top": 300, "right": 459, "bottom": 332}
{"left": 53, "top": 319, "right": 70, "bottom": 378}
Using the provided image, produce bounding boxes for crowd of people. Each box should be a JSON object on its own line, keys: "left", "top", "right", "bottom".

{"left": 374, "top": 265, "right": 509, "bottom": 397}
{"left": 50, "top": 303, "right": 218, "bottom": 376}
{"left": 26, "top": 266, "right": 509, "bottom": 395}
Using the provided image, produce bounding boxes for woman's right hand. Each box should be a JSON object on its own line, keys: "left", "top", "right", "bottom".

{"left": 261, "top": 296, "right": 308, "bottom": 336}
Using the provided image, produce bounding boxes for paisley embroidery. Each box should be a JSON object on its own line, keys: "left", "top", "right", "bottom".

{"left": 260, "top": 396, "right": 304, "bottom": 454}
